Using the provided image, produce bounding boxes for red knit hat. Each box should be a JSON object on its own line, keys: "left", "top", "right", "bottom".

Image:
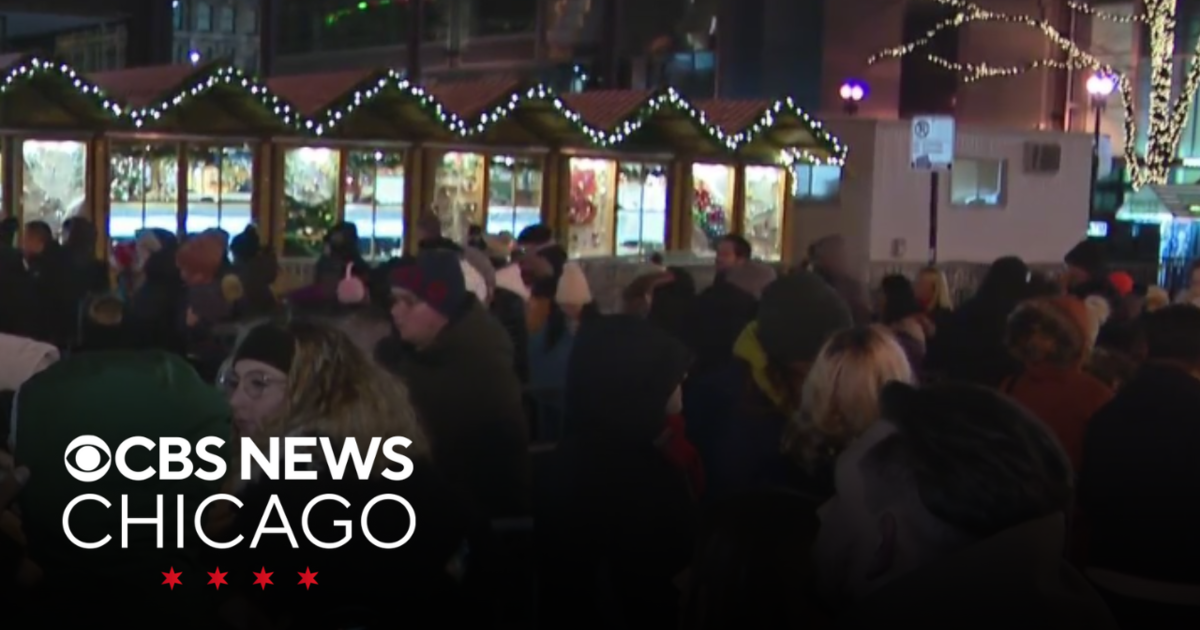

{"left": 1108, "top": 271, "right": 1134, "bottom": 297}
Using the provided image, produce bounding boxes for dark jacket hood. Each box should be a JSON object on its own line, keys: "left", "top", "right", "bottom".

{"left": 63, "top": 216, "right": 98, "bottom": 261}
{"left": 565, "top": 314, "right": 690, "bottom": 444}
{"left": 842, "top": 514, "right": 1118, "bottom": 628}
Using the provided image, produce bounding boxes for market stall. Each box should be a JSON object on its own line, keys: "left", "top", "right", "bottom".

{"left": 265, "top": 68, "right": 458, "bottom": 258}
{"left": 0, "top": 54, "right": 122, "bottom": 237}
{"left": 690, "top": 97, "right": 846, "bottom": 262}
{"left": 419, "top": 81, "right": 559, "bottom": 244}
{"left": 87, "top": 62, "right": 299, "bottom": 244}
{"left": 557, "top": 90, "right": 678, "bottom": 259}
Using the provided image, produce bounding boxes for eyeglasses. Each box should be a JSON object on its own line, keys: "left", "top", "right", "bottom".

{"left": 217, "top": 369, "right": 285, "bottom": 400}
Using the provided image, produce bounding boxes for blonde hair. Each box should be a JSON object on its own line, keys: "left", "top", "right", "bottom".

{"left": 209, "top": 319, "right": 427, "bottom": 536}
{"left": 917, "top": 267, "right": 954, "bottom": 311}
{"left": 785, "top": 326, "right": 914, "bottom": 466}
{"left": 230, "top": 320, "right": 428, "bottom": 484}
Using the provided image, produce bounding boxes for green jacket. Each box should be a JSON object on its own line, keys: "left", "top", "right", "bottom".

{"left": 13, "top": 350, "right": 230, "bottom": 593}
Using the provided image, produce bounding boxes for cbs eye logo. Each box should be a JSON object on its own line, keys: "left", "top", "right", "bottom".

{"left": 64, "top": 435, "right": 111, "bottom": 482}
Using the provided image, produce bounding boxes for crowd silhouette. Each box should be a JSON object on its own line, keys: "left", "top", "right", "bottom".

{"left": 0, "top": 213, "right": 1197, "bottom": 628}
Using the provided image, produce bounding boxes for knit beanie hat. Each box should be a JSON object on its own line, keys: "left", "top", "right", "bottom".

{"left": 390, "top": 249, "right": 467, "bottom": 318}
{"left": 494, "top": 264, "right": 529, "bottom": 300}
{"left": 336, "top": 262, "right": 367, "bottom": 304}
{"left": 460, "top": 259, "right": 488, "bottom": 303}
{"left": 1084, "top": 295, "right": 1111, "bottom": 343}
{"left": 1108, "top": 271, "right": 1134, "bottom": 297}
{"left": 556, "top": 262, "right": 592, "bottom": 305}
{"left": 462, "top": 246, "right": 496, "bottom": 295}
{"left": 234, "top": 324, "right": 296, "bottom": 375}
{"left": 756, "top": 271, "right": 853, "bottom": 363}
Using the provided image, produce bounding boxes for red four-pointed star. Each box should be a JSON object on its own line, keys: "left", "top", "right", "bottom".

{"left": 161, "top": 567, "right": 183, "bottom": 590}
{"left": 207, "top": 567, "right": 228, "bottom": 590}
{"left": 297, "top": 567, "right": 318, "bottom": 590}
{"left": 252, "top": 567, "right": 274, "bottom": 589}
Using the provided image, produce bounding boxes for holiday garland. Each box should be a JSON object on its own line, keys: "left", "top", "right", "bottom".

{"left": 1, "top": 57, "right": 846, "bottom": 167}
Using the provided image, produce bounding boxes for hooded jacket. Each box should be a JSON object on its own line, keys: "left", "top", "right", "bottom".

{"left": 841, "top": 515, "right": 1118, "bottom": 628}
{"left": 537, "top": 315, "right": 696, "bottom": 629}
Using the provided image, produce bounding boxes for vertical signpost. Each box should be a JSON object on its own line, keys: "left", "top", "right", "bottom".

{"left": 910, "top": 116, "right": 955, "bottom": 264}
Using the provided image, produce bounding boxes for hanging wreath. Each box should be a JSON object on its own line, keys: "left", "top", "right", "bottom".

{"left": 693, "top": 184, "right": 728, "bottom": 245}
{"left": 569, "top": 168, "right": 599, "bottom": 225}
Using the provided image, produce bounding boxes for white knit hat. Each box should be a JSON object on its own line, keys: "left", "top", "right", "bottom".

{"left": 494, "top": 264, "right": 529, "bottom": 301}
{"left": 460, "top": 259, "right": 488, "bottom": 303}
{"left": 555, "top": 262, "right": 592, "bottom": 305}
{"left": 1083, "top": 294, "right": 1111, "bottom": 343}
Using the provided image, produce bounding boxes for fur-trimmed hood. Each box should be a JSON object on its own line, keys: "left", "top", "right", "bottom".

{"left": 1006, "top": 296, "right": 1091, "bottom": 367}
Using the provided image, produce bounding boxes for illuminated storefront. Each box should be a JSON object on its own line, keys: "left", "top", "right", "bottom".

{"left": 690, "top": 162, "right": 735, "bottom": 256}
{"left": 22, "top": 140, "right": 89, "bottom": 234}
{"left": 280, "top": 145, "right": 407, "bottom": 258}
{"left": 563, "top": 157, "right": 668, "bottom": 258}
{"left": 428, "top": 151, "right": 544, "bottom": 242}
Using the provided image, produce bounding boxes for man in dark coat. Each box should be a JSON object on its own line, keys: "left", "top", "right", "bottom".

{"left": 20, "top": 221, "right": 76, "bottom": 347}
{"left": 380, "top": 249, "right": 531, "bottom": 522}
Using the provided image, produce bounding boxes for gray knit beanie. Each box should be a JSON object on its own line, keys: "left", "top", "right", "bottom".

{"left": 756, "top": 271, "right": 854, "bottom": 363}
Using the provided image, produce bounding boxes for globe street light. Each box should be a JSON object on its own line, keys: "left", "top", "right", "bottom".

{"left": 1086, "top": 73, "right": 1116, "bottom": 215}
{"left": 839, "top": 80, "right": 867, "bottom": 115}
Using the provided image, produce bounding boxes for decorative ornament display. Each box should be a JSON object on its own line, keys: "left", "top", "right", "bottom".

{"left": 868, "top": 0, "right": 1183, "bottom": 188}
{"left": 569, "top": 168, "right": 599, "bottom": 225}
{"left": 692, "top": 184, "right": 728, "bottom": 245}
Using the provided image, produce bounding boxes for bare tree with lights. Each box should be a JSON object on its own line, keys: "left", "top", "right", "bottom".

{"left": 868, "top": 0, "right": 1192, "bottom": 189}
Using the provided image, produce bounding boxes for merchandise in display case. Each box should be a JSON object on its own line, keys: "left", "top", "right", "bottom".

{"left": 743, "top": 165, "right": 786, "bottom": 261}
{"left": 22, "top": 140, "right": 87, "bottom": 234}
{"left": 691, "top": 163, "right": 734, "bottom": 256}
{"left": 186, "top": 144, "right": 254, "bottom": 236}
{"left": 615, "top": 162, "right": 668, "bottom": 256}
{"left": 283, "top": 147, "right": 339, "bottom": 257}
{"left": 345, "top": 150, "right": 405, "bottom": 259}
{"left": 487, "top": 155, "right": 542, "bottom": 237}
{"left": 109, "top": 143, "right": 180, "bottom": 240}
{"left": 566, "top": 158, "right": 616, "bottom": 258}
{"left": 431, "top": 151, "right": 484, "bottom": 243}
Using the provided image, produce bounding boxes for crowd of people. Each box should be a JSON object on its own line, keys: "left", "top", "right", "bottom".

{"left": 0, "top": 210, "right": 1198, "bottom": 628}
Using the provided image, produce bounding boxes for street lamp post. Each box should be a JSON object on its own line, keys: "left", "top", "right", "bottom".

{"left": 1086, "top": 73, "right": 1115, "bottom": 215}
{"left": 839, "top": 80, "right": 867, "bottom": 115}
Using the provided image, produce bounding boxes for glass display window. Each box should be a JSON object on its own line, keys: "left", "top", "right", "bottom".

{"left": 345, "top": 150, "right": 406, "bottom": 260}
{"left": 691, "top": 163, "right": 734, "bottom": 256}
{"left": 431, "top": 151, "right": 485, "bottom": 243}
{"left": 487, "top": 155, "right": 543, "bottom": 237}
{"left": 22, "top": 140, "right": 88, "bottom": 236}
{"left": 186, "top": 144, "right": 254, "bottom": 236}
{"left": 615, "top": 162, "right": 668, "bottom": 257}
{"left": 566, "top": 158, "right": 617, "bottom": 258}
{"left": 109, "top": 143, "right": 180, "bottom": 241}
{"left": 283, "top": 146, "right": 339, "bottom": 257}
{"left": 743, "top": 165, "right": 786, "bottom": 261}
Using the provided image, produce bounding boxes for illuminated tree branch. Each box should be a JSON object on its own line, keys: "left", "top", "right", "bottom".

{"left": 1066, "top": 1, "right": 1146, "bottom": 23}
{"left": 869, "top": 0, "right": 1186, "bottom": 188}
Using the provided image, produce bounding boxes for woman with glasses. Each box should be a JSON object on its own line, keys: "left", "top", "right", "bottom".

{"left": 210, "top": 320, "right": 471, "bottom": 628}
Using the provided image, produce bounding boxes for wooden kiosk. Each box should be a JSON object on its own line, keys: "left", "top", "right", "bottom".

{"left": 0, "top": 54, "right": 122, "bottom": 245}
